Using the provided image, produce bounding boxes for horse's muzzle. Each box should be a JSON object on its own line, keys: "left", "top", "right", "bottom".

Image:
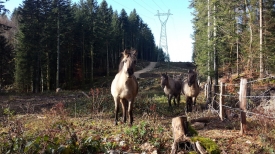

{"left": 127, "top": 69, "right": 134, "bottom": 77}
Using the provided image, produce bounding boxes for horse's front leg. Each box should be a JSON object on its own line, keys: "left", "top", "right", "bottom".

{"left": 186, "top": 97, "right": 192, "bottom": 112}
{"left": 128, "top": 99, "right": 134, "bottom": 125}
{"left": 192, "top": 97, "right": 197, "bottom": 106}
{"left": 114, "top": 97, "right": 120, "bottom": 125}
{"left": 121, "top": 99, "right": 128, "bottom": 123}
{"left": 176, "top": 94, "right": 180, "bottom": 106}
{"left": 168, "top": 94, "right": 172, "bottom": 107}
{"left": 173, "top": 96, "right": 176, "bottom": 106}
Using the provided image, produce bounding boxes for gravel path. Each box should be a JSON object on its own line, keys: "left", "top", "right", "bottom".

{"left": 134, "top": 62, "right": 157, "bottom": 79}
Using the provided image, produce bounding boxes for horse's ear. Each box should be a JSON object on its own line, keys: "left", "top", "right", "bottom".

{"left": 122, "top": 49, "right": 130, "bottom": 57}
{"left": 132, "top": 49, "right": 138, "bottom": 56}
{"left": 121, "top": 51, "right": 126, "bottom": 57}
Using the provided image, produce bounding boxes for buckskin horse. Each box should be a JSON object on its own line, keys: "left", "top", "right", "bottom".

{"left": 111, "top": 48, "right": 138, "bottom": 125}
{"left": 182, "top": 69, "right": 200, "bottom": 112}
{"left": 160, "top": 72, "right": 182, "bottom": 107}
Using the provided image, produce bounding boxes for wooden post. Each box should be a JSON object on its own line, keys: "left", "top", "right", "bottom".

{"left": 205, "top": 76, "right": 212, "bottom": 107}
{"left": 239, "top": 78, "right": 247, "bottom": 135}
{"left": 219, "top": 82, "right": 225, "bottom": 121}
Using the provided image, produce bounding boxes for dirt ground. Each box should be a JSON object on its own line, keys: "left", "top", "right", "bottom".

{"left": 1, "top": 61, "right": 275, "bottom": 153}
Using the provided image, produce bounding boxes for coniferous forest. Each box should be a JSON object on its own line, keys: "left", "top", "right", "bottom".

{"left": 0, "top": 0, "right": 166, "bottom": 93}
{"left": 2, "top": 0, "right": 275, "bottom": 93}
{"left": 190, "top": 0, "right": 275, "bottom": 81}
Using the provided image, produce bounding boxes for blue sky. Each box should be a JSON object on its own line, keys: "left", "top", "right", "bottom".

{"left": 4, "top": 0, "right": 194, "bottom": 62}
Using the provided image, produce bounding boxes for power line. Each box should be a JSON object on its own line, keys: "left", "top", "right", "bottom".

{"left": 111, "top": 0, "right": 132, "bottom": 11}
{"left": 160, "top": 0, "right": 168, "bottom": 10}
{"left": 133, "top": 0, "right": 155, "bottom": 14}
{"left": 140, "top": 0, "right": 157, "bottom": 12}
{"left": 111, "top": 0, "right": 155, "bottom": 20}
{"left": 152, "top": 0, "right": 165, "bottom": 12}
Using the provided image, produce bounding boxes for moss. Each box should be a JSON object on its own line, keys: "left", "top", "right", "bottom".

{"left": 191, "top": 136, "right": 220, "bottom": 154}
{"left": 188, "top": 122, "right": 198, "bottom": 136}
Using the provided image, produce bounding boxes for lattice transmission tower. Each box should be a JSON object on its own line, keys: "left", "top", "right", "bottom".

{"left": 155, "top": 10, "right": 172, "bottom": 62}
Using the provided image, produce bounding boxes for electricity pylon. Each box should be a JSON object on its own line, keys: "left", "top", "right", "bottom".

{"left": 155, "top": 10, "right": 172, "bottom": 62}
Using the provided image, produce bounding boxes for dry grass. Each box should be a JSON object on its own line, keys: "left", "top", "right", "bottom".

{"left": 0, "top": 62, "right": 275, "bottom": 153}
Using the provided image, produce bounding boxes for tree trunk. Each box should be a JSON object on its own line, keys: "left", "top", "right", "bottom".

{"left": 90, "top": 44, "right": 94, "bottom": 83}
{"left": 106, "top": 43, "right": 109, "bottom": 77}
{"left": 245, "top": 0, "right": 253, "bottom": 72}
{"left": 213, "top": 4, "right": 218, "bottom": 109}
{"left": 82, "top": 28, "right": 85, "bottom": 87}
{"left": 46, "top": 52, "right": 50, "bottom": 90}
{"left": 259, "top": 0, "right": 264, "bottom": 78}
{"left": 56, "top": 13, "right": 60, "bottom": 89}
{"left": 207, "top": 0, "right": 211, "bottom": 76}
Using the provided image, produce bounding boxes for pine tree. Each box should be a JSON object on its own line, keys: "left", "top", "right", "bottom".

{"left": 96, "top": 0, "right": 112, "bottom": 76}
{"left": 0, "top": 35, "right": 14, "bottom": 88}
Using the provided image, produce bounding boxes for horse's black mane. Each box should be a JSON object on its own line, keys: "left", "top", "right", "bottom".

{"left": 187, "top": 69, "right": 197, "bottom": 85}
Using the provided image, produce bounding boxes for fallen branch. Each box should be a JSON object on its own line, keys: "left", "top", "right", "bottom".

{"left": 196, "top": 141, "right": 207, "bottom": 154}
{"left": 81, "top": 91, "right": 90, "bottom": 98}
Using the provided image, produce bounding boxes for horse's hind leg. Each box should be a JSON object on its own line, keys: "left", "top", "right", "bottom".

{"left": 114, "top": 97, "right": 120, "bottom": 125}
{"left": 173, "top": 96, "right": 177, "bottom": 106}
{"left": 121, "top": 99, "right": 128, "bottom": 123}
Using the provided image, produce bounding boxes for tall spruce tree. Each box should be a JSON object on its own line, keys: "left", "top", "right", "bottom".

{"left": 96, "top": 0, "right": 112, "bottom": 76}
{"left": 15, "top": 0, "right": 43, "bottom": 92}
{"left": 0, "top": 35, "right": 14, "bottom": 88}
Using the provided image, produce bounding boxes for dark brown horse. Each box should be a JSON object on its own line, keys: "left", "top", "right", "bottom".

{"left": 182, "top": 69, "right": 200, "bottom": 112}
{"left": 161, "top": 72, "right": 182, "bottom": 107}
{"left": 111, "top": 48, "right": 138, "bottom": 125}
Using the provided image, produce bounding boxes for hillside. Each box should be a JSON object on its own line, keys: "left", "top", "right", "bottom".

{"left": 0, "top": 61, "right": 274, "bottom": 153}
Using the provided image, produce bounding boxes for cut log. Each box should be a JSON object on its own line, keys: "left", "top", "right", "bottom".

{"left": 192, "top": 122, "right": 205, "bottom": 130}
{"left": 190, "top": 117, "right": 211, "bottom": 124}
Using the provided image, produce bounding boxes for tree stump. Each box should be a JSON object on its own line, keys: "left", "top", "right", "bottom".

{"left": 171, "top": 116, "right": 192, "bottom": 154}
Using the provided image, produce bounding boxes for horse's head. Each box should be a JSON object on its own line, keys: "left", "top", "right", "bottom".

{"left": 187, "top": 69, "right": 197, "bottom": 87}
{"left": 119, "top": 49, "right": 138, "bottom": 78}
{"left": 160, "top": 72, "right": 169, "bottom": 89}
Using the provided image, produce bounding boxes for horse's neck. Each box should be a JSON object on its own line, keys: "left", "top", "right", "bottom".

{"left": 166, "top": 77, "right": 175, "bottom": 89}
{"left": 191, "top": 82, "right": 199, "bottom": 88}
{"left": 118, "top": 72, "right": 137, "bottom": 85}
